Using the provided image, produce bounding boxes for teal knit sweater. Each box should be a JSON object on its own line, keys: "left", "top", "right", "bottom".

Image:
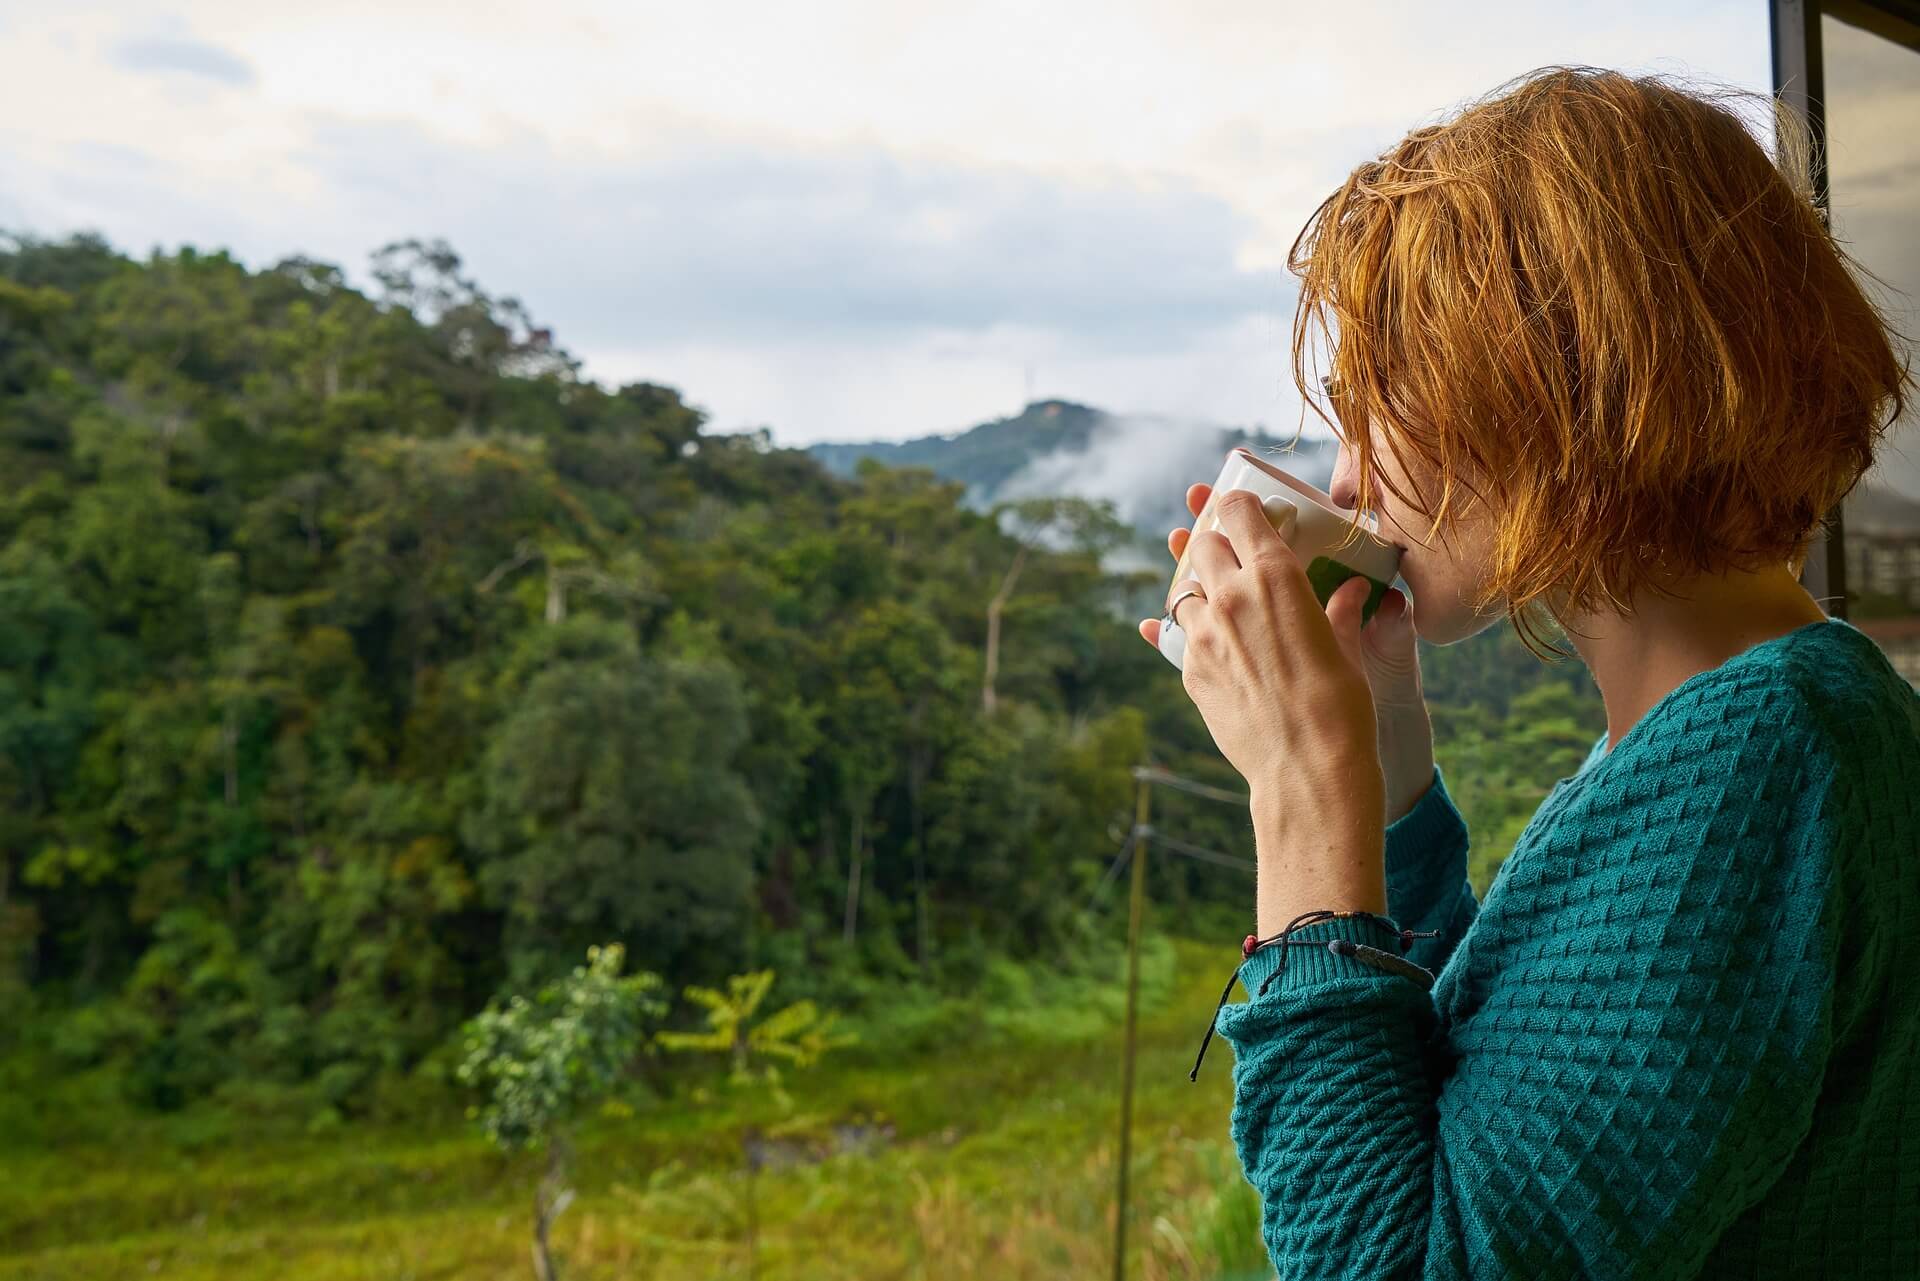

{"left": 1215, "top": 617, "right": 1920, "bottom": 1279}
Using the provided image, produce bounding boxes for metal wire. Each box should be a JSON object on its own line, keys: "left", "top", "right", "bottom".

{"left": 1140, "top": 827, "right": 1256, "bottom": 872}
{"left": 1080, "top": 830, "right": 1138, "bottom": 919}
{"left": 1129, "top": 766, "right": 1249, "bottom": 808}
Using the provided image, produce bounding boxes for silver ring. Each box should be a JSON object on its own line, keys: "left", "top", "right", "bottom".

{"left": 1166, "top": 587, "right": 1206, "bottom": 626}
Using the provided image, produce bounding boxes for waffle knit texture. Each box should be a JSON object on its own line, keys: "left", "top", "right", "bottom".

{"left": 1215, "top": 617, "right": 1920, "bottom": 1279}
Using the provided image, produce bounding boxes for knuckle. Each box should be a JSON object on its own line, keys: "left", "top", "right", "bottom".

{"left": 1250, "top": 552, "right": 1304, "bottom": 589}
{"left": 1247, "top": 543, "right": 1298, "bottom": 572}
{"left": 1239, "top": 563, "right": 1279, "bottom": 595}
{"left": 1216, "top": 488, "right": 1258, "bottom": 515}
{"left": 1206, "top": 583, "right": 1244, "bottom": 614}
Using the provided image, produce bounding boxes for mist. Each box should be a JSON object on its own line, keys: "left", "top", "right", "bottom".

{"left": 996, "top": 412, "right": 1337, "bottom": 567}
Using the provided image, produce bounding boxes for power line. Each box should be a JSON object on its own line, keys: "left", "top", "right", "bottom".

{"left": 1141, "top": 827, "right": 1256, "bottom": 872}
{"left": 1084, "top": 825, "right": 1254, "bottom": 924}
{"left": 1081, "top": 830, "right": 1137, "bottom": 919}
{"left": 1129, "top": 766, "right": 1249, "bottom": 808}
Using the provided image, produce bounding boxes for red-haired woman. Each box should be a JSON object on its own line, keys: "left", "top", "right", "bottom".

{"left": 1142, "top": 67, "right": 1918, "bottom": 1279}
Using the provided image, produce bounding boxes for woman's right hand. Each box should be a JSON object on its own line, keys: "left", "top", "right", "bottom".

{"left": 1169, "top": 482, "right": 1436, "bottom": 823}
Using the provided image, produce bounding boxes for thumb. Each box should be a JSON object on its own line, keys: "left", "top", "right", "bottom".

{"left": 1362, "top": 588, "right": 1425, "bottom": 707}
{"left": 1363, "top": 588, "right": 1417, "bottom": 662}
{"left": 1324, "top": 575, "right": 1372, "bottom": 669}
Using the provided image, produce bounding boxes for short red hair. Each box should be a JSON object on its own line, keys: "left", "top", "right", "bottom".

{"left": 1292, "top": 66, "right": 1910, "bottom": 645}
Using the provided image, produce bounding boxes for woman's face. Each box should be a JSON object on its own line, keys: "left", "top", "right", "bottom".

{"left": 1326, "top": 427, "right": 1504, "bottom": 645}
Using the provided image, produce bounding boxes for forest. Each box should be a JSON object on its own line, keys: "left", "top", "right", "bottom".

{"left": 0, "top": 231, "right": 1604, "bottom": 1133}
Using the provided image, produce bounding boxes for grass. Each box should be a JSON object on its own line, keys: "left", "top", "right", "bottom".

{"left": 0, "top": 937, "right": 1272, "bottom": 1280}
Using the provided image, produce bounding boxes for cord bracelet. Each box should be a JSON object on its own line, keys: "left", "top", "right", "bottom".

{"left": 1187, "top": 909, "right": 1440, "bottom": 1082}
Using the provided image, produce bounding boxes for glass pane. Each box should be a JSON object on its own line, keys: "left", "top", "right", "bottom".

{"left": 1823, "top": 12, "right": 1920, "bottom": 686}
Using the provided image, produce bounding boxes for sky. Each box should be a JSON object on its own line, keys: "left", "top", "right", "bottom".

{"left": 0, "top": 1, "right": 1799, "bottom": 447}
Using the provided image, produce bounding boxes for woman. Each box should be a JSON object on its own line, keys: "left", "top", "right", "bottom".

{"left": 1137, "top": 67, "right": 1918, "bottom": 1279}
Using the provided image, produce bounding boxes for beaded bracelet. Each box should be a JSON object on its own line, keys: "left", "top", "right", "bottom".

{"left": 1187, "top": 909, "right": 1440, "bottom": 1082}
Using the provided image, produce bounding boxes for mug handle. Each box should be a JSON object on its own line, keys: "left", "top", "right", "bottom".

{"left": 1259, "top": 493, "right": 1299, "bottom": 541}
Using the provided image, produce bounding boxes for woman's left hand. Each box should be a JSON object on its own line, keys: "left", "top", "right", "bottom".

{"left": 1137, "top": 488, "right": 1389, "bottom": 924}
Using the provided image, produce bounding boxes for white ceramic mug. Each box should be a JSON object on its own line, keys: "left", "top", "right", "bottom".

{"left": 1157, "top": 448, "right": 1403, "bottom": 672}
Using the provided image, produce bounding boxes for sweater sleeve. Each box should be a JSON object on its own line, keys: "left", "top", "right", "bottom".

{"left": 1382, "top": 765, "right": 1476, "bottom": 977}
{"left": 1215, "top": 788, "right": 1836, "bottom": 1280}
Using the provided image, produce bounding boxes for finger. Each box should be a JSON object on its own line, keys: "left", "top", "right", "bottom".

{"left": 1138, "top": 617, "right": 1160, "bottom": 648}
{"left": 1364, "top": 587, "right": 1411, "bottom": 636}
{"left": 1167, "top": 527, "right": 1190, "bottom": 559}
{"left": 1210, "top": 488, "right": 1292, "bottom": 567}
{"left": 1360, "top": 587, "right": 1425, "bottom": 712}
{"left": 1186, "top": 482, "right": 1212, "bottom": 518}
{"left": 1164, "top": 576, "right": 1208, "bottom": 622}
{"left": 1361, "top": 587, "right": 1416, "bottom": 651}
{"left": 1185, "top": 527, "right": 1241, "bottom": 594}
{"left": 1325, "top": 575, "right": 1373, "bottom": 664}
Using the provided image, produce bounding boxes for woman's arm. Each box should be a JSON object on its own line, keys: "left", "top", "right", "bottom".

{"left": 1379, "top": 765, "right": 1476, "bottom": 977}
{"left": 1216, "top": 801, "right": 1835, "bottom": 1280}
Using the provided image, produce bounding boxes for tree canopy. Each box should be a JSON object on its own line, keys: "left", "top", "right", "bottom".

{"left": 0, "top": 231, "right": 1601, "bottom": 1115}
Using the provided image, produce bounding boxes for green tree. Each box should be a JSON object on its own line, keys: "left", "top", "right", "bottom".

{"left": 457, "top": 943, "right": 665, "bottom": 1281}
{"left": 466, "top": 619, "right": 761, "bottom": 981}
{"left": 0, "top": 546, "right": 118, "bottom": 1011}
{"left": 3, "top": 228, "right": 1595, "bottom": 1123}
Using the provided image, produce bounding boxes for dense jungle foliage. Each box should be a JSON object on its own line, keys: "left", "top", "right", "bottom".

{"left": 0, "top": 232, "right": 1603, "bottom": 1124}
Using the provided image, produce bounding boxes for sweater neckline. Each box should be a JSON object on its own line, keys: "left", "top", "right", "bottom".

{"left": 1570, "top": 615, "right": 1853, "bottom": 785}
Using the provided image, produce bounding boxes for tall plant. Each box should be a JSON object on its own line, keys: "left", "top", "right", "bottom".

{"left": 457, "top": 944, "right": 665, "bottom": 1281}
{"left": 657, "top": 969, "right": 853, "bottom": 1279}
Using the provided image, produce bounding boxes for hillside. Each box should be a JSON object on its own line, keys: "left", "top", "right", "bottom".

{"left": 806, "top": 399, "right": 1340, "bottom": 553}
{"left": 0, "top": 230, "right": 1601, "bottom": 1145}
{"left": 0, "top": 233, "right": 1237, "bottom": 1121}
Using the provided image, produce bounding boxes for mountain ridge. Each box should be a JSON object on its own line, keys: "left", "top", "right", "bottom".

{"left": 805, "top": 399, "right": 1340, "bottom": 551}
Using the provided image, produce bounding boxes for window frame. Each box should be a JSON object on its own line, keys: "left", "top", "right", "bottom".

{"left": 1770, "top": 0, "right": 1920, "bottom": 618}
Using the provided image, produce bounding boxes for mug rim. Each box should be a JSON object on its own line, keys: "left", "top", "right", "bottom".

{"left": 1228, "top": 447, "right": 1389, "bottom": 545}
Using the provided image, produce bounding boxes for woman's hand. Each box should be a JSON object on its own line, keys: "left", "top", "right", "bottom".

{"left": 1144, "top": 482, "right": 1436, "bottom": 824}
{"left": 1135, "top": 486, "right": 1388, "bottom": 928}
{"left": 1359, "top": 588, "right": 1438, "bottom": 824}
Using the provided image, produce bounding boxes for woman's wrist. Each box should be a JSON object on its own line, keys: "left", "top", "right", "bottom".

{"left": 1377, "top": 706, "right": 1436, "bottom": 825}
{"left": 1248, "top": 758, "right": 1389, "bottom": 932}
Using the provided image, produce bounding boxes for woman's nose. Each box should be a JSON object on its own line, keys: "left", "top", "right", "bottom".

{"left": 1328, "top": 445, "right": 1360, "bottom": 511}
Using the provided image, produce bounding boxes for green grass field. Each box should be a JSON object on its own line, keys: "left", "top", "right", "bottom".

{"left": 0, "top": 938, "right": 1272, "bottom": 1281}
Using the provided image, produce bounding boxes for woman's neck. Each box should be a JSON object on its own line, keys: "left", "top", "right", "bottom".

{"left": 1560, "top": 564, "right": 1830, "bottom": 752}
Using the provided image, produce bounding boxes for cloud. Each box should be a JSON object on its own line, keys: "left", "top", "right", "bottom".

{"left": 109, "top": 34, "right": 255, "bottom": 87}
{"left": 592, "top": 309, "right": 1314, "bottom": 447}
{"left": 995, "top": 411, "right": 1338, "bottom": 568}
{"left": 299, "top": 120, "right": 1287, "bottom": 352}
{"left": 4, "top": 115, "right": 1294, "bottom": 442}
{"left": 1001, "top": 414, "right": 1334, "bottom": 518}
{"left": 13, "top": 138, "right": 270, "bottom": 268}
{"left": 0, "top": 0, "right": 1778, "bottom": 446}
{"left": 7, "top": 110, "right": 1292, "bottom": 441}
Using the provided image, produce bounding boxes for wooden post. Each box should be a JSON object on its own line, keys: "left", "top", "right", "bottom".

{"left": 1113, "top": 765, "right": 1151, "bottom": 1281}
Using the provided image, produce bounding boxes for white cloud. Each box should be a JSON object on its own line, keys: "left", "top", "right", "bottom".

{"left": 110, "top": 32, "right": 254, "bottom": 86}
{"left": 297, "top": 120, "right": 1285, "bottom": 347}
{"left": 597, "top": 311, "right": 1305, "bottom": 448}
{"left": 0, "top": 0, "right": 1775, "bottom": 442}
